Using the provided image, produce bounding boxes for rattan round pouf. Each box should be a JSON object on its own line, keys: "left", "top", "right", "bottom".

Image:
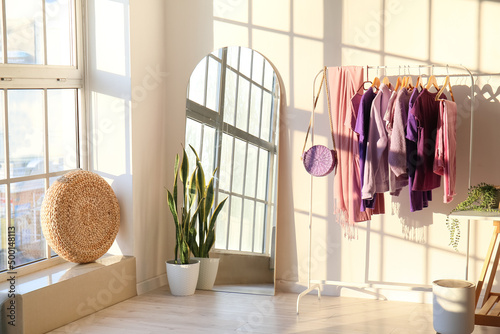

{"left": 41, "top": 170, "right": 120, "bottom": 263}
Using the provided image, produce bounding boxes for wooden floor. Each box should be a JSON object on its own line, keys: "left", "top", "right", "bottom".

{"left": 49, "top": 286, "right": 499, "bottom": 333}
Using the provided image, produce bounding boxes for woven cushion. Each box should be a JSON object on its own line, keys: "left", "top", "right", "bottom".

{"left": 41, "top": 170, "right": 120, "bottom": 263}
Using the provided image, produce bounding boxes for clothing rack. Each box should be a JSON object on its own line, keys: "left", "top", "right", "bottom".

{"left": 296, "top": 64, "right": 476, "bottom": 314}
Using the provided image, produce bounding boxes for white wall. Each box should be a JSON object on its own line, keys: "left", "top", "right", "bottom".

{"left": 109, "top": 0, "right": 500, "bottom": 299}
{"left": 170, "top": 0, "right": 500, "bottom": 303}
{"left": 128, "top": 0, "right": 214, "bottom": 292}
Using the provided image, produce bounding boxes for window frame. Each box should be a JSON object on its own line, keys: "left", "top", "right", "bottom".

{"left": 185, "top": 46, "right": 279, "bottom": 256}
{"left": 0, "top": 0, "right": 86, "bottom": 279}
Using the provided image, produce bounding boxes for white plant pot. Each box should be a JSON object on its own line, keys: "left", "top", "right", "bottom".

{"left": 193, "top": 257, "right": 220, "bottom": 290}
{"left": 433, "top": 279, "right": 475, "bottom": 334}
{"left": 166, "top": 259, "right": 200, "bottom": 296}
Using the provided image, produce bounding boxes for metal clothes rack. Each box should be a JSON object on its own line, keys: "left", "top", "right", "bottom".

{"left": 296, "top": 64, "right": 476, "bottom": 314}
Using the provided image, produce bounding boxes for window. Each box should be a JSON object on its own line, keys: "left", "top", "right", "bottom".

{"left": 185, "top": 47, "right": 279, "bottom": 255}
{"left": 0, "top": 0, "right": 84, "bottom": 274}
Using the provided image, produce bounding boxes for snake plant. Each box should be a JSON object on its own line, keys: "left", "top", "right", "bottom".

{"left": 189, "top": 145, "right": 228, "bottom": 258}
{"left": 166, "top": 148, "right": 199, "bottom": 264}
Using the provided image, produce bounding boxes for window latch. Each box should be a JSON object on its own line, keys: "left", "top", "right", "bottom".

{"left": 0, "top": 77, "right": 12, "bottom": 81}
{"left": 57, "top": 78, "right": 67, "bottom": 82}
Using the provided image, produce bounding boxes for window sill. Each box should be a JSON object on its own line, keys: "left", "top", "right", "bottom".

{"left": 0, "top": 254, "right": 136, "bottom": 334}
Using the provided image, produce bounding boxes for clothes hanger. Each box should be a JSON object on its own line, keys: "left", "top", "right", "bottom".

{"left": 425, "top": 75, "right": 439, "bottom": 91}
{"left": 382, "top": 76, "right": 391, "bottom": 86}
{"left": 391, "top": 66, "right": 400, "bottom": 91}
{"left": 414, "top": 66, "right": 423, "bottom": 90}
{"left": 394, "top": 76, "right": 402, "bottom": 91}
{"left": 356, "top": 80, "right": 373, "bottom": 94}
{"left": 435, "top": 75, "right": 455, "bottom": 101}
{"left": 371, "top": 76, "right": 381, "bottom": 89}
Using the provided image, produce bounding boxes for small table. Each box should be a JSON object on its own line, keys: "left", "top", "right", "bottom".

{"left": 451, "top": 211, "right": 500, "bottom": 327}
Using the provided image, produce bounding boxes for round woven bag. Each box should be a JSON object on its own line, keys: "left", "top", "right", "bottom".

{"left": 41, "top": 170, "right": 120, "bottom": 263}
{"left": 302, "top": 145, "right": 337, "bottom": 177}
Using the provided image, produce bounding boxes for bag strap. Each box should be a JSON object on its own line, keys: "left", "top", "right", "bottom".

{"left": 301, "top": 67, "right": 336, "bottom": 159}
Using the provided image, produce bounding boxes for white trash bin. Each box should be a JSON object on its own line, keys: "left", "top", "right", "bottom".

{"left": 433, "top": 279, "right": 475, "bottom": 334}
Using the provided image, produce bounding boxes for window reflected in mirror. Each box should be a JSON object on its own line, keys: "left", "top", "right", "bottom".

{"left": 185, "top": 46, "right": 279, "bottom": 257}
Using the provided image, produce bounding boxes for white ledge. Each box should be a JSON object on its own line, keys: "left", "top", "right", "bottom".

{"left": 0, "top": 254, "right": 136, "bottom": 334}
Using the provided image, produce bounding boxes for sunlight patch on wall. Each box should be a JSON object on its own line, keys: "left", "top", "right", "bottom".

{"left": 479, "top": 1, "right": 500, "bottom": 73}
{"left": 252, "top": 0, "right": 290, "bottom": 32}
{"left": 252, "top": 28, "right": 290, "bottom": 105}
{"left": 384, "top": 0, "right": 428, "bottom": 61}
{"left": 431, "top": 0, "right": 478, "bottom": 69}
{"left": 342, "top": 0, "right": 382, "bottom": 53}
{"left": 293, "top": 37, "right": 324, "bottom": 111}
{"left": 293, "top": 0, "right": 323, "bottom": 39}
{"left": 382, "top": 57, "right": 426, "bottom": 68}
{"left": 95, "top": 0, "right": 127, "bottom": 76}
{"left": 369, "top": 231, "right": 426, "bottom": 285}
{"left": 213, "top": 20, "right": 248, "bottom": 50}
{"left": 342, "top": 48, "right": 380, "bottom": 67}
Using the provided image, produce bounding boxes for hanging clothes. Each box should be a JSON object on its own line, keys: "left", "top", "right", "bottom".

{"left": 327, "top": 66, "right": 378, "bottom": 237}
{"left": 407, "top": 89, "right": 446, "bottom": 191}
{"left": 434, "top": 100, "right": 457, "bottom": 203}
{"left": 387, "top": 88, "right": 410, "bottom": 195}
{"left": 352, "top": 90, "right": 385, "bottom": 213}
{"left": 362, "top": 83, "right": 392, "bottom": 201}
{"left": 406, "top": 88, "right": 432, "bottom": 212}
{"left": 354, "top": 88, "right": 377, "bottom": 210}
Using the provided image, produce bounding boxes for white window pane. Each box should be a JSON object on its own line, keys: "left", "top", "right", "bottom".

{"left": 227, "top": 46, "right": 239, "bottom": 70}
{"left": 239, "top": 47, "right": 252, "bottom": 78}
{"left": 201, "top": 125, "right": 216, "bottom": 175}
{"left": 241, "top": 199, "right": 255, "bottom": 252}
{"left": 188, "top": 57, "right": 207, "bottom": 106}
{"left": 9, "top": 90, "right": 45, "bottom": 177}
{"left": 254, "top": 202, "right": 266, "bottom": 253}
{"left": 231, "top": 139, "right": 246, "bottom": 195}
{"left": 244, "top": 144, "right": 258, "bottom": 197}
{"left": 11, "top": 179, "right": 47, "bottom": 267}
{"left": 256, "top": 149, "right": 269, "bottom": 200}
{"left": 228, "top": 196, "right": 242, "bottom": 251}
{"left": 263, "top": 60, "right": 274, "bottom": 91}
{"left": 252, "top": 51, "right": 264, "bottom": 85}
{"left": 211, "top": 48, "right": 222, "bottom": 59}
{"left": 48, "top": 89, "right": 77, "bottom": 172}
{"left": 0, "top": 93, "right": 4, "bottom": 179}
{"left": 0, "top": 5, "right": 3, "bottom": 63}
{"left": 0, "top": 184, "right": 6, "bottom": 270}
{"left": 6, "top": 0, "right": 44, "bottom": 64}
{"left": 260, "top": 91, "right": 272, "bottom": 141}
{"left": 215, "top": 192, "right": 229, "bottom": 250}
{"left": 219, "top": 134, "right": 233, "bottom": 191}
{"left": 223, "top": 68, "right": 237, "bottom": 126}
{"left": 248, "top": 84, "right": 262, "bottom": 138}
{"left": 46, "top": 0, "right": 74, "bottom": 66}
{"left": 236, "top": 77, "right": 250, "bottom": 131}
{"left": 206, "top": 57, "right": 221, "bottom": 112}
{"left": 271, "top": 154, "right": 277, "bottom": 205}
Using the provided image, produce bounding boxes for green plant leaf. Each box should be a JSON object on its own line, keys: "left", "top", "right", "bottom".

{"left": 200, "top": 197, "right": 228, "bottom": 256}
{"left": 167, "top": 190, "right": 179, "bottom": 227}
{"left": 188, "top": 167, "right": 197, "bottom": 209}
{"left": 180, "top": 148, "right": 189, "bottom": 185}
{"left": 209, "top": 197, "right": 228, "bottom": 233}
{"left": 205, "top": 176, "right": 215, "bottom": 224}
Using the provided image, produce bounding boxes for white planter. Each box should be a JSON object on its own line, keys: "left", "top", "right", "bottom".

{"left": 166, "top": 259, "right": 200, "bottom": 296}
{"left": 193, "top": 257, "right": 219, "bottom": 290}
{"left": 433, "top": 279, "right": 475, "bottom": 334}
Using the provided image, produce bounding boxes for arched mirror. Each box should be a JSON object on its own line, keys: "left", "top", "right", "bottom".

{"left": 185, "top": 46, "right": 281, "bottom": 295}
